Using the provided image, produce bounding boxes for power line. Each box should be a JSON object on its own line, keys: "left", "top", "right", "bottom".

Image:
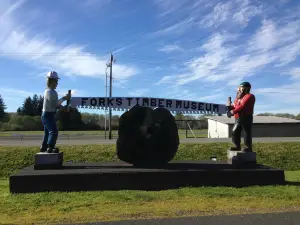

{"left": 112, "top": 77, "right": 142, "bottom": 96}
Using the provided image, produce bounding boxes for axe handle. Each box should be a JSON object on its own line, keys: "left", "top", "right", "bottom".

{"left": 67, "top": 90, "right": 71, "bottom": 112}
{"left": 226, "top": 96, "right": 232, "bottom": 118}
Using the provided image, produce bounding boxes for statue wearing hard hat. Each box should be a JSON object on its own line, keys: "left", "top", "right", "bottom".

{"left": 227, "top": 82, "right": 256, "bottom": 152}
{"left": 40, "top": 71, "right": 71, "bottom": 153}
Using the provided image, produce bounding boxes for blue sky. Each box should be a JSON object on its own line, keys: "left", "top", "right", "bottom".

{"left": 1, "top": 0, "right": 300, "bottom": 116}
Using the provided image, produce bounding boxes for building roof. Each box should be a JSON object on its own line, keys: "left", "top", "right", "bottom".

{"left": 205, "top": 116, "right": 300, "bottom": 124}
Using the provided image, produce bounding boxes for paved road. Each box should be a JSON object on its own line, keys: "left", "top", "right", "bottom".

{"left": 1, "top": 136, "right": 300, "bottom": 146}
{"left": 66, "top": 211, "right": 300, "bottom": 225}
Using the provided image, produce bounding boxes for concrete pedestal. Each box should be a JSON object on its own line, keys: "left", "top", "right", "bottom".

{"left": 34, "top": 152, "right": 63, "bottom": 170}
{"left": 227, "top": 150, "right": 256, "bottom": 167}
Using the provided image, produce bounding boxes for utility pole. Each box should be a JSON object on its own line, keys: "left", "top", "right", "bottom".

{"left": 108, "top": 53, "right": 113, "bottom": 140}
{"left": 104, "top": 68, "right": 108, "bottom": 139}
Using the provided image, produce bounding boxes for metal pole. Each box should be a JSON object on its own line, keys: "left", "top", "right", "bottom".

{"left": 104, "top": 69, "right": 107, "bottom": 139}
{"left": 109, "top": 53, "right": 113, "bottom": 140}
{"left": 187, "top": 122, "right": 196, "bottom": 138}
{"left": 186, "top": 120, "right": 187, "bottom": 138}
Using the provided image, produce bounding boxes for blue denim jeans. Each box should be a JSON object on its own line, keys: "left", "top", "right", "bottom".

{"left": 41, "top": 112, "right": 58, "bottom": 149}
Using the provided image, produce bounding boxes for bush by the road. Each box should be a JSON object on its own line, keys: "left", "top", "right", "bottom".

{"left": 1, "top": 142, "right": 300, "bottom": 178}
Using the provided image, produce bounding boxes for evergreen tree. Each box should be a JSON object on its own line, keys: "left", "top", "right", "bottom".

{"left": 37, "top": 95, "right": 44, "bottom": 116}
{"left": 21, "top": 97, "right": 35, "bottom": 116}
{"left": 17, "top": 107, "right": 22, "bottom": 115}
{"left": 0, "top": 94, "right": 7, "bottom": 121}
{"left": 17, "top": 94, "right": 44, "bottom": 116}
{"left": 32, "top": 94, "right": 39, "bottom": 116}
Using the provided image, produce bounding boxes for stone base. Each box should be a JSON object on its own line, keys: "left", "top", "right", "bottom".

{"left": 34, "top": 152, "right": 63, "bottom": 170}
{"left": 227, "top": 150, "right": 256, "bottom": 167}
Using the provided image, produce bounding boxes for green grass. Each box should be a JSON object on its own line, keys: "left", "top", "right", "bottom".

{"left": 0, "top": 171, "right": 300, "bottom": 225}
{"left": 1, "top": 142, "right": 300, "bottom": 224}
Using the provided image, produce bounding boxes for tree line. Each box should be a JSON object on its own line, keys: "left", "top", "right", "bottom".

{"left": 1, "top": 93, "right": 300, "bottom": 131}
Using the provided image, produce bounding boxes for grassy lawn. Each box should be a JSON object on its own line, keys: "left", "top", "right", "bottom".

{"left": 1, "top": 171, "right": 300, "bottom": 225}
{"left": 1, "top": 142, "right": 300, "bottom": 224}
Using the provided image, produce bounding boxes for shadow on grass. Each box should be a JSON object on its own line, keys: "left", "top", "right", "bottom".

{"left": 284, "top": 181, "right": 300, "bottom": 186}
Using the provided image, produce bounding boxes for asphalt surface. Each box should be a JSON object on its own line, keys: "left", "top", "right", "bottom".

{"left": 1, "top": 135, "right": 300, "bottom": 146}
{"left": 65, "top": 211, "right": 300, "bottom": 225}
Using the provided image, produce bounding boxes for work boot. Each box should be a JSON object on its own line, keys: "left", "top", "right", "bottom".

{"left": 229, "top": 146, "right": 241, "bottom": 151}
{"left": 40, "top": 146, "right": 47, "bottom": 152}
{"left": 52, "top": 147, "right": 60, "bottom": 153}
{"left": 46, "top": 147, "right": 53, "bottom": 153}
{"left": 242, "top": 147, "right": 252, "bottom": 152}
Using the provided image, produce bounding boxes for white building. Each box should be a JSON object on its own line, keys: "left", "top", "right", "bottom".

{"left": 206, "top": 116, "right": 300, "bottom": 138}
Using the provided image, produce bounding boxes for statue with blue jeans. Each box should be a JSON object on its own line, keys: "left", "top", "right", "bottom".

{"left": 40, "top": 71, "right": 71, "bottom": 153}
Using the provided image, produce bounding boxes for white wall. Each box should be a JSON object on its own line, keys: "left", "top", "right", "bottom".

{"left": 208, "top": 119, "right": 229, "bottom": 138}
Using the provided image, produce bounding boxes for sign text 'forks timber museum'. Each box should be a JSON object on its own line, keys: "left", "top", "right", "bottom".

{"left": 70, "top": 97, "right": 227, "bottom": 114}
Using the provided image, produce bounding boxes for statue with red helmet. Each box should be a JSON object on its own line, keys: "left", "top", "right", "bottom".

{"left": 227, "top": 82, "right": 256, "bottom": 152}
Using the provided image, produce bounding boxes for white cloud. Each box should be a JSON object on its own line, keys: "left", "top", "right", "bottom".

{"left": 157, "top": 32, "right": 233, "bottom": 85}
{"left": 288, "top": 68, "right": 300, "bottom": 80}
{"left": 0, "top": 0, "right": 26, "bottom": 19}
{"left": 163, "top": 88, "right": 199, "bottom": 101}
{"left": 0, "top": 86, "right": 85, "bottom": 112}
{"left": 153, "top": 0, "right": 187, "bottom": 16}
{"left": 253, "top": 83, "right": 300, "bottom": 112}
{"left": 275, "top": 39, "right": 300, "bottom": 66}
{"left": 247, "top": 20, "right": 277, "bottom": 52}
{"left": 200, "top": 0, "right": 262, "bottom": 28}
{"left": 150, "top": 0, "right": 262, "bottom": 42}
{"left": 224, "top": 53, "right": 276, "bottom": 84}
{"left": 157, "top": 13, "right": 300, "bottom": 88}
{"left": 112, "top": 44, "right": 135, "bottom": 55}
{"left": 154, "top": 0, "right": 213, "bottom": 18}
{"left": 155, "top": 75, "right": 173, "bottom": 85}
{"left": 200, "top": 1, "right": 233, "bottom": 28}
{"left": 146, "top": 17, "right": 195, "bottom": 38}
{"left": 0, "top": 87, "right": 38, "bottom": 98}
{"left": 0, "top": 86, "right": 83, "bottom": 99}
{"left": 232, "top": 0, "right": 263, "bottom": 27}
{"left": 248, "top": 19, "right": 300, "bottom": 53}
{"left": 0, "top": 0, "right": 139, "bottom": 80}
{"left": 158, "top": 44, "right": 183, "bottom": 53}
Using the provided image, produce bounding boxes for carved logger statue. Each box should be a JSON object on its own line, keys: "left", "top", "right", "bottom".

{"left": 116, "top": 105, "right": 180, "bottom": 167}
